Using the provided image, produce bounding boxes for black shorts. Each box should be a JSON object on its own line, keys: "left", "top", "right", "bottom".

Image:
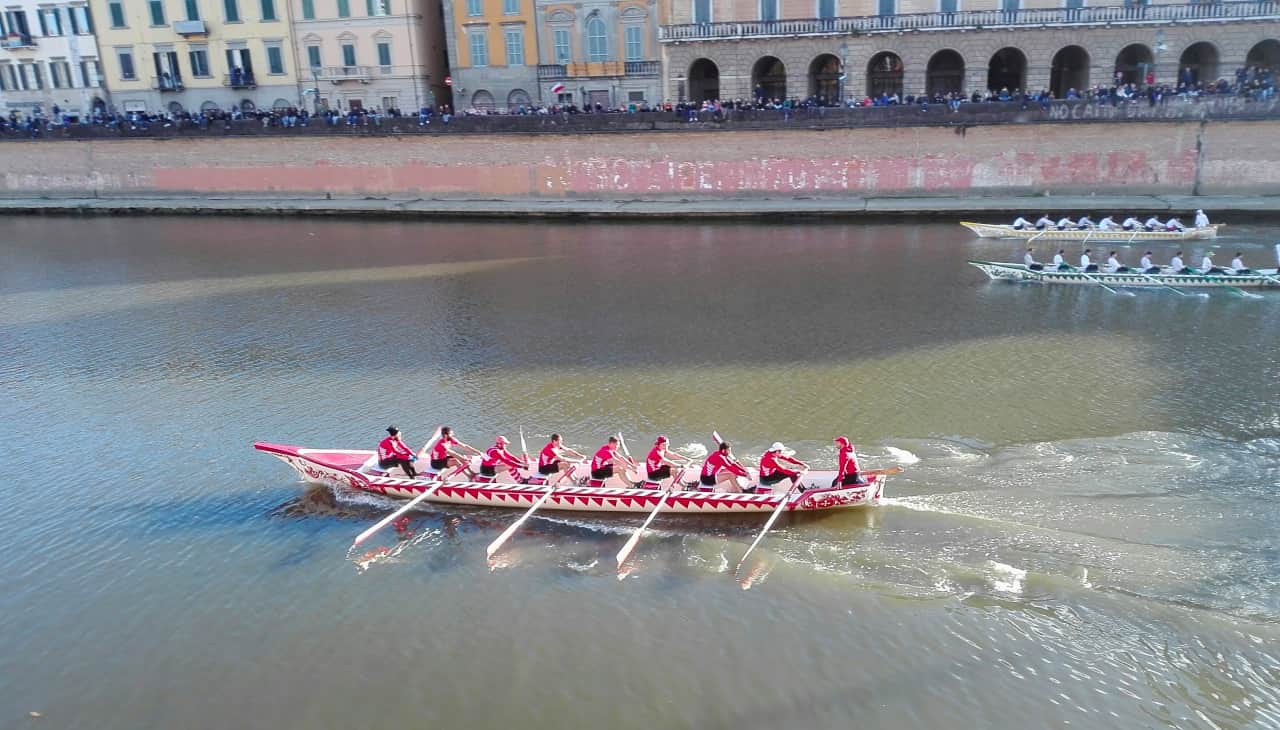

{"left": 591, "top": 465, "right": 613, "bottom": 480}
{"left": 538, "top": 462, "right": 559, "bottom": 475}
{"left": 647, "top": 465, "right": 671, "bottom": 480}
{"left": 700, "top": 473, "right": 716, "bottom": 487}
{"left": 430, "top": 457, "right": 449, "bottom": 470}
{"left": 1028, "top": 263, "right": 1044, "bottom": 271}
{"left": 479, "top": 464, "right": 496, "bottom": 477}
{"left": 759, "top": 472, "right": 789, "bottom": 486}
{"left": 836, "top": 472, "right": 864, "bottom": 487}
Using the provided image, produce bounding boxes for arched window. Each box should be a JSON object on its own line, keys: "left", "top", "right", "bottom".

{"left": 587, "top": 16, "right": 607, "bottom": 62}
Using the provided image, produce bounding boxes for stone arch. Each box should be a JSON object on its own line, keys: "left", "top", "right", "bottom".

{"left": 302, "top": 32, "right": 322, "bottom": 43}
{"left": 620, "top": 5, "right": 646, "bottom": 19}
{"left": 926, "top": 49, "right": 964, "bottom": 97}
{"left": 1247, "top": 38, "right": 1280, "bottom": 69}
{"left": 273, "top": 98, "right": 291, "bottom": 109}
{"left": 200, "top": 100, "right": 219, "bottom": 111}
{"left": 1115, "top": 43, "right": 1154, "bottom": 85}
{"left": 167, "top": 101, "right": 184, "bottom": 114}
{"left": 866, "top": 50, "right": 903, "bottom": 98}
{"left": 240, "top": 99, "right": 256, "bottom": 112}
{"left": 337, "top": 30, "right": 357, "bottom": 41}
{"left": 372, "top": 29, "right": 393, "bottom": 41}
{"left": 808, "top": 53, "right": 841, "bottom": 101}
{"left": 752, "top": 55, "right": 787, "bottom": 100}
{"left": 987, "top": 46, "right": 1026, "bottom": 93}
{"left": 507, "top": 88, "right": 531, "bottom": 109}
{"left": 688, "top": 57, "right": 719, "bottom": 101}
{"left": 1178, "top": 41, "right": 1220, "bottom": 85}
{"left": 471, "top": 89, "right": 495, "bottom": 110}
{"left": 1050, "top": 45, "right": 1089, "bottom": 97}
{"left": 548, "top": 9, "right": 573, "bottom": 21}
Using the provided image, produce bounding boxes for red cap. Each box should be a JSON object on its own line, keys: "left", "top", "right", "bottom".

{"left": 834, "top": 436, "right": 850, "bottom": 446}
{"left": 655, "top": 435, "right": 668, "bottom": 443}
{"left": 495, "top": 435, "right": 509, "bottom": 446}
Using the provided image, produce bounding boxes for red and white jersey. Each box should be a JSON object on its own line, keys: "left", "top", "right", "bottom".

{"left": 645, "top": 445, "right": 668, "bottom": 473}
{"left": 837, "top": 444, "right": 860, "bottom": 477}
{"left": 482, "top": 445, "right": 524, "bottom": 470}
{"left": 701, "top": 451, "right": 748, "bottom": 479}
{"left": 430, "top": 436, "right": 457, "bottom": 461}
{"left": 377, "top": 436, "right": 413, "bottom": 461}
{"left": 591, "top": 444, "right": 618, "bottom": 472}
{"left": 538, "top": 442, "right": 561, "bottom": 469}
{"left": 760, "top": 451, "right": 790, "bottom": 478}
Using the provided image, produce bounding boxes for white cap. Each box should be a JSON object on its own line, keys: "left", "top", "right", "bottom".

{"left": 769, "top": 442, "right": 786, "bottom": 452}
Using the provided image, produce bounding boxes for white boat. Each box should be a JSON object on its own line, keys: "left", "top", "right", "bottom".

{"left": 969, "top": 260, "right": 1280, "bottom": 288}
{"left": 961, "top": 221, "right": 1222, "bottom": 243}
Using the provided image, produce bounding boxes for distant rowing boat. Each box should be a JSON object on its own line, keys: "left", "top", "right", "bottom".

{"left": 960, "top": 221, "right": 1222, "bottom": 242}
{"left": 969, "top": 260, "right": 1280, "bottom": 288}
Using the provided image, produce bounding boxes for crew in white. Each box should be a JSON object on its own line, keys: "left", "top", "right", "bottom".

{"left": 1195, "top": 209, "right": 1210, "bottom": 228}
{"left": 1098, "top": 216, "right": 1118, "bottom": 231}
{"left": 1140, "top": 251, "right": 1155, "bottom": 271}
{"left": 1122, "top": 217, "right": 1142, "bottom": 230}
{"left": 1104, "top": 251, "right": 1123, "bottom": 272}
{"left": 1012, "top": 216, "right": 1033, "bottom": 230}
{"left": 1166, "top": 217, "right": 1186, "bottom": 232}
{"left": 1200, "top": 251, "right": 1216, "bottom": 272}
{"left": 1080, "top": 249, "right": 1094, "bottom": 270}
{"left": 1057, "top": 216, "right": 1077, "bottom": 230}
{"left": 1145, "top": 216, "right": 1165, "bottom": 231}
{"left": 1169, "top": 251, "right": 1186, "bottom": 272}
{"left": 1077, "top": 215, "right": 1096, "bottom": 229}
{"left": 1231, "top": 252, "right": 1247, "bottom": 272}
{"left": 1024, "top": 248, "right": 1036, "bottom": 266}
{"left": 1052, "top": 249, "right": 1066, "bottom": 268}
{"left": 1035, "top": 214, "right": 1055, "bottom": 230}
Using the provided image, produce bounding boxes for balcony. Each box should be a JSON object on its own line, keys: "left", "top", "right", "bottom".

{"left": 315, "top": 65, "right": 371, "bottom": 82}
{"left": 624, "top": 60, "right": 659, "bottom": 76}
{"left": 1, "top": 34, "right": 36, "bottom": 49}
{"left": 173, "top": 19, "right": 207, "bottom": 35}
{"left": 223, "top": 72, "right": 257, "bottom": 89}
{"left": 659, "top": 0, "right": 1280, "bottom": 41}
{"left": 152, "top": 77, "right": 185, "bottom": 91}
{"left": 538, "top": 64, "right": 567, "bottom": 80}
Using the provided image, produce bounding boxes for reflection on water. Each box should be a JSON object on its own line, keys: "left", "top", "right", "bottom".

{"left": 1, "top": 216, "right": 1279, "bottom": 730}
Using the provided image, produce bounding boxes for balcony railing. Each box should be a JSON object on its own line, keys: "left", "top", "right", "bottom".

{"left": 173, "top": 19, "right": 207, "bottom": 35}
{"left": 660, "top": 0, "right": 1280, "bottom": 41}
{"left": 1, "top": 34, "right": 36, "bottom": 49}
{"left": 223, "top": 72, "right": 257, "bottom": 88}
{"left": 538, "top": 64, "right": 567, "bottom": 80}
{"left": 624, "top": 60, "right": 660, "bottom": 76}
{"left": 152, "top": 77, "right": 185, "bottom": 91}
{"left": 316, "top": 65, "right": 371, "bottom": 82}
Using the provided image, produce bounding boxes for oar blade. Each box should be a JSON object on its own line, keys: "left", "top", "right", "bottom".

{"left": 485, "top": 488, "right": 556, "bottom": 558}
{"left": 351, "top": 482, "right": 441, "bottom": 547}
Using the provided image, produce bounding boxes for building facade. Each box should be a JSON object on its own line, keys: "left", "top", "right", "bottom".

{"left": 533, "top": 0, "right": 661, "bottom": 108}
{"left": 659, "top": 1, "right": 1280, "bottom": 103}
{"left": 0, "top": 1, "right": 103, "bottom": 116}
{"left": 441, "top": 0, "right": 539, "bottom": 109}
{"left": 87, "top": 0, "right": 301, "bottom": 113}
{"left": 290, "top": 0, "right": 449, "bottom": 113}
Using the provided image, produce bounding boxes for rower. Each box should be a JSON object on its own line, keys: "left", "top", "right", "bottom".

{"left": 1166, "top": 217, "right": 1186, "bottom": 232}
{"left": 537, "top": 433, "right": 586, "bottom": 486}
{"left": 1077, "top": 215, "right": 1096, "bottom": 229}
{"left": 1200, "top": 250, "right": 1224, "bottom": 274}
{"left": 1080, "top": 248, "right": 1098, "bottom": 272}
{"left": 832, "top": 436, "right": 866, "bottom": 487}
{"left": 1024, "top": 248, "right": 1043, "bottom": 271}
{"left": 1230, "top": 252, "right": 1251, "bottom": 274}
{"left": 1053, "top": 249, "right": 1068, "bottom": 270}
{"left": 1104, "top": 251, "right": 1129, "bottom": 273}
{"left": 478, "top": 436, "right": 528, "bottom": 483}
{"left": 1011, "top": 216, "right": 1033, "bottom": 230}
{"left": 699, "top": 441, "right": 751, "bottom": 492}
{"left": 758, "top": 443, "right": 808, "bottom": 493}
{"left": 1098, "top": 216, "right": 1118, "bottom": 231}
{"left": 1140, "top": 251, "right": 1158, "bottom": 273}
{"left": 1056, "top": 216, "right": 1077, "bottom": 230}
{"left": 1144, "top": 215, "right": 1164, "bottom": 232}
{"left": 642, "top": 435, "right": 692, "bottom": 490}
{"left": 429, "top": 426, "right": 479, "bottom": 480}
{"left": 1168, "top": 251, "right": 1190, "bottom": 274}
{"left": 377, "top": 426, "right": 418, "bottom": 478}
{"left": 1195, "top": 209, "right": 1210, "bottom": 228}
{"left": 1035, "top": 214, "right": 1055, "bottom": 230}
{"left": 1122, "top": 216, "right": 1142, "bottom": 231}
{"left": 588, "top": 436, "right": 635, "bottom": 488}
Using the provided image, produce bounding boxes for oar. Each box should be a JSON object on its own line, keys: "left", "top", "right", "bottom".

{"left": 615, "top": 464, "right": 688, "bottom": 570}
{"left": 351, "top": 479, "right": 444, "bottom": 547}
{"left": 617, "top": 432, "right": 640, "bottom": 486}
{"left": 1138, "top": 273, "right": 1193, "bottom": 297}
{"left": 485, "top": 483, "right": 558, "bottom": 558}
{"left": 735, "top": 482, "right": 798, "bottom": 573}
{"left": 1079, "top": 270, "right": 1132, "bottom": 296}
{"left": 1029, "top": 228, "right": 1046, "bottom": 243}
{"left": 1199, "top": 273, "right": 1262, "bottom": 299}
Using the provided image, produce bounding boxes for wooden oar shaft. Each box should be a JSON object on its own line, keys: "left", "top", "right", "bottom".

{"left": 736, "top": 487, "right": 795, "bottom": 572}
{"left": 485, "top": 486, "right": 556, "bottom": 558}
{"left": 615, "top": 465, "right": 688, "bottom": 568}
{"left": 352, "top": 481, "right": 442, "bottom": 547}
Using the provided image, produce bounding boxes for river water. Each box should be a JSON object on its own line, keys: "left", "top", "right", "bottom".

{"left": 2, "top": 215, "right": 1279, "bottom": 730}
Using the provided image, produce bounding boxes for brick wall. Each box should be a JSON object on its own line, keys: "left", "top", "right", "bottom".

{"left": 0, "top": 119, "right": 1275, "bottom": 198}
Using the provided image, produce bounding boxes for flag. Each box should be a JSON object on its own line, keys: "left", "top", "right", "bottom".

{"left": 837, "top": 73, "right": 847, "bottom": 81}
{"left": 550, "top": 82, "right": 565, "bottom": 94}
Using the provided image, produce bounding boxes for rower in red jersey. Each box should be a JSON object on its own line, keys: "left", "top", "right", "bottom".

{"left": 832, "top": 436, "right": 866, "bottom": 487}
{"left": 588, "top": 436, "right": 635, "bottom": 487}
{"left": 429, "top": 426, "right": 480, "bottom": 480}
{"left": 478, "top": 435, "right": 529, "bottom": 483}
{"left": 643, "top": 435, "right": 693, "bottom": 489}
{"left": 376, "top": 425, "right": 418, "bottom": 478}
{"left": 537, "top": 433, "right": 586, "bottom": 486}
{"left": 699, "top": 441, "right": 751, "bottom": 492}
{"left": 758, "top": 442, "right": 808, "bottom": 492}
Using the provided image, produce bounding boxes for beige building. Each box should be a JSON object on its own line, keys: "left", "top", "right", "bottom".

{"left": 0, "top": 1, "right": 103, "bottom": 116}
{"left": 533, "top": 0, "right": 662, "bottom": 108}
{"left": 88, "top": 0, "right": 301, "bottom": 113}
{"left": 658, "top": 0, "right": 1280, "bottom": 102}
{"left": 290, "top": 0, "right": 449, "bottom": 112}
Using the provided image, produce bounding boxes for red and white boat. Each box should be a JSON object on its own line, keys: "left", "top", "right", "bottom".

{"left": 254, "top": 442, "right": 886, "bottom": 515}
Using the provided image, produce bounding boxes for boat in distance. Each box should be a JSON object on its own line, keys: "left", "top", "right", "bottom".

{"left": 960, "top": 221, "right": 1222, "bottom": 242}
{"left": 254, "top": 442, "right": 885, "bottom": 514}
{"left": 969, "top": 260, "right": 1280, "bottom": 287}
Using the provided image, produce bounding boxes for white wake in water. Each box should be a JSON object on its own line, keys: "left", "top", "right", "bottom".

{"left": 884, "top": 446, "right": 921, "bottom": 464}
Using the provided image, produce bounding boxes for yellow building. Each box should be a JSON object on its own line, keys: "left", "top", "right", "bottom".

{"left": 89, "top": 0, "right": 301, "bottom": 113}
{"left": 440, "top": 0, "right": 538, "bottom": 110}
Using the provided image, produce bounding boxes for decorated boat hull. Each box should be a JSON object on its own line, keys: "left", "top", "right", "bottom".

{"left": 969, "top": 261, "right": 1280, "bottom": 288}
{"left": 254, "top": 442, "right": 884, "bottom": 514}
{"left": 960, "top": 221, "right": 1221, "bottom": 242}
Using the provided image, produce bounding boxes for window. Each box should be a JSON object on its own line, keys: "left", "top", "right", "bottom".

{"left": 184, "top": 0, "right": 199, "bottom": 19}
{"left": 586, "top": 16, "right": 606, "bottom": 61}
{"left": 224, "top": 0, "right": 240, "bottom": 20}
{"left": 306, "top": 45, "right": 321, "bottom": 68}
{"left": 189, "top": 48, "right": 209, "bottom": 75}
{"left": 118, "top": 50, "right": 135, "bottom": 79}
{"left": 553, "top": 29, "right": 570, "bottom": 63}
{"left": 337, "top": 0, "right": 349, "bottom": 16}
{"left": 628, "top": 90, "right": 643, "bottom": 101}
{"left": 261, "top": 0, "right": 276, "bottom": 19}
{"left": 301, "top": 0, "right": 313, "bottom": 17}
{"left": 266, "top": 44, "right": 284, "bottom": 73}
{"left": 30, "top": 63, "right": 43, "bottom": 89}
{"left": 366, "top": 0, "right": 388, "bottom": 15}
{"left": 16, "top": 63, "right": 29, "bottom": 89}
{"left": 504, "top": 28, "right": 522, "bottom": 65}
{"left": 468, "top": 31, "right": 487, "bottom": 66}
{"left": 43, "top": 8, "right": 64, "bottom": 35}
{"left": 760, "top": 0, "right": 776, "bottom": 20}
{"left": 376, "top": 41, "right": 390, "bottom": 67}
{"left": 624, "top": 25, "right": 641, "bottom": 61}
{"left": 939, "top": 0, "right": 956, "bottom": 10}
{"left": 50, "top": 60, "right": 62, "bottom": 87}
{"left": 341, "top": 43, "right": 355, "bottom": 66}
{"left": 108, "top": 0, "right": 125, "bottom": 26}
{"left": 819, "top": 0, "right": 835, "bottom": 16}
{"left": 502, "top": 0, "right": 516, "bottom": 13}
{"left": 149, "top": 0, "right": 165, "bottom": 25}
{"left": 878, "top": 0, "right": 894, "bottom": 14}
{"left": 1000, "top": 0, "right": 1018, "bottom": 9}
{"left": 7, "top": 64, "right": 20, "bottom": 90}
{"left": 693, "top": 0, "right": 710, "bottom": 23}
{"left": 466, "top": 0, "right": 480, "bottom": 15}
{"left": 225, "top": 47, "right": 254, "bottom": 78}
{"left": 153, "top": 50, "right": 181, "bottom": 86}
{"left": 1064, "top": 0, "right": 1082, "bottom": 7}
{"left": 79, "top": 59, "right": 99, "bottom": 86}
{"left": 0, "top": 65, "right": 5, "bottom": 91}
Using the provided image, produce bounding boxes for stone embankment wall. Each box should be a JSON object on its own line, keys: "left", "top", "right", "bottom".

{"left": 2, "top": 119, "right": 1276, "bottom": 199}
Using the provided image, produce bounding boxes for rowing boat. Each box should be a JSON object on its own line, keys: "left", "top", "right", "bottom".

{"left": 254, "top": 442, "right": 884, "bottom": 515}
{"left": 960, "top": 221, "right": 1222, "bottom": 242}
{"left": 969, "top": 260, "right": 1280, "bottom": 288}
